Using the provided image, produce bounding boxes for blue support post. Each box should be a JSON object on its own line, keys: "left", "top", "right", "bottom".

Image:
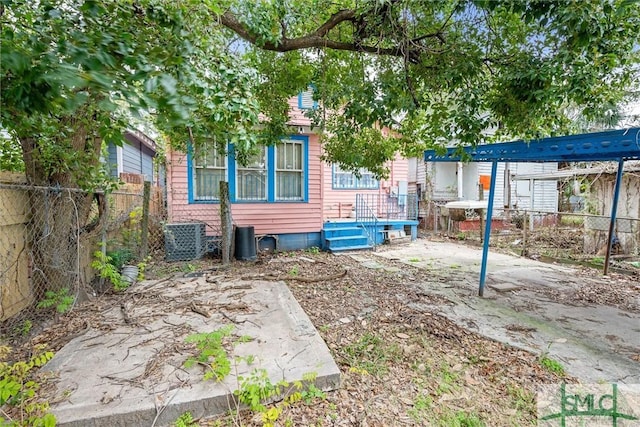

{"left": 479, "top": 161, "right": 498, "bottom": 297}
{"left": 604, "top": 158, "right": 625, "bottom": 275}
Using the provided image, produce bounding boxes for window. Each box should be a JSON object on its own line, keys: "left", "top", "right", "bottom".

{"left": 298, "top": 86, "right": 317, "bottom": 110}
{"left": 188, "top": 136, "right": 308, "bottom": 203}
{"left": 276, "top": 139, "right": 304, "bottom": 200}
{"left": 193, "top": 141, "right": 226, "bottom": 200}
{"left": 236, "top": 147, "right": 266, "bottom": 201}
{"left": 332, "top": 165, "right": 378, "bottom": 189}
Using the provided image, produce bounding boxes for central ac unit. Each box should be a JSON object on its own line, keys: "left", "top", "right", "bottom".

{"left": 164, "top": 222, "right": 207, "bottom": 261}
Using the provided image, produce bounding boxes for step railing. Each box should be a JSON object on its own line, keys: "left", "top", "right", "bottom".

{"left": 355, "top": 193, "right": 419, "bottom": 249}
{"left": 356, "top": 193, "right": 419, "bottom": 221}
{"left": 355, "top": 194, "right": 379, "bottom": 249}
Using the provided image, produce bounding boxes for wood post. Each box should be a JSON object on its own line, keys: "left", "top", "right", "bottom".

{"left": 220, "top": 181, "right": 232, "bottom": 265}
{"left": 140, "top": 181, "right": 150, "bottom": 259}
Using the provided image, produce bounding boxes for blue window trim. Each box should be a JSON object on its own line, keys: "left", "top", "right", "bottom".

{"left": 297, "top": 85, "right": 318, "bottom": 110}
{"left": 187, "top": 142, "right": 229, "bottom": 204}
{"left": 187, "top": 135, "right": 309, "bottom": 204}
{"left": 275, "top": 135, "right": 308, "bottom": 202}
{"left": 331, "top": 164, "right": 379, "bottom": 190}
{"left": 186, "top": 145, "right": 197, "bottom": 204}
{"left": 267, "top": 143, "right": 276, "bottom": 202}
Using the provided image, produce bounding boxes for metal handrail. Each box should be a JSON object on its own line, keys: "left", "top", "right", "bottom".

{"left": 355, "top": 194, "right": 379, "bottom": 249}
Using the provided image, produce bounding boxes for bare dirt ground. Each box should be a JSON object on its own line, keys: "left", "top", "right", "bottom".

{"left": 5, "top": 235, "right": 639, "bottom": 426}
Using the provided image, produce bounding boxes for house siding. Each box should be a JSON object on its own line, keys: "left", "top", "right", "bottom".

{"left": 509, "top": 163, "right": 558, "bottom": 212}
{"left": 107, "top": 144, "right": 118, "bottom": 177}
{"left": 109, "top": 138, "right": 156, "bottom": 182}
{"left": 122, "top": 141, "right": 142, "bottom": 176}
{"left": 478, "top": 162, "right": 557, "bottom": 211}
{"left": 322, "top": 153, "right": 410, "bottom": 219}
{"left": 141, "top": 145, "right": 154, "bottom": 180}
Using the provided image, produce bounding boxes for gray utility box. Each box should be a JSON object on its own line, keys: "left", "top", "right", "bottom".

{"left": 164, "top": 222, "right": 207, "bottom": 261}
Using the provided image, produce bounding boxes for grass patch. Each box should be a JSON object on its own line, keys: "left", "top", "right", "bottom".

{"left": 435, "top": 362, "right": 460, "bottom": 395}
{"left": 539, "top": 355, "right": 565, "bottom": 376}
{"left": 438, "top": 410, "right": 485, "bottom": 427}
{"left": 407, "top": 392, "right": 432, "bottom": 422}
{"left": 342, "top": 333, "right": 400, "bottom": 377}
{"left": 560, "top": 215, "right": 584, "bottom": 226}
{"left": 589, "top": 256, "right": 605, "bottom": 265}
{"left": 507, "top": 383, "right": 535, "bottom": 413}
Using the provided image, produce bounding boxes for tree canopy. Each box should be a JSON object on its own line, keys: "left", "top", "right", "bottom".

{"left": 2, "top": 0, "right": 640, "bottom": 181}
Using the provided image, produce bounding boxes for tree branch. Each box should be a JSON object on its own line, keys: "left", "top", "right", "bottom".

{"left": 310, "top": 9, "right": 355, "bottom": 38}
{"left": 218, "top": 10, "right": 422, "bottom": 62}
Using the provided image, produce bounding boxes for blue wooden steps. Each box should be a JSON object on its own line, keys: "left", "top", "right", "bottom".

{"left": 322, "top": 225, "right": 373, "bottom": 252}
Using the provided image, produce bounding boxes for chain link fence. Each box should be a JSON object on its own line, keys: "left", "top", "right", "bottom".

{"left": 427, "top": 205, "right": 639, "bottom": 261}
{"left": 0, "top": 178, "right": 167, "bottom": 341}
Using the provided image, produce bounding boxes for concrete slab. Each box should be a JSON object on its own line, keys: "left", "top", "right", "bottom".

{"left": 44, "top": 278, "right": 340, "bottom": 427}
{"left": 488, "top": 282, "right": 521, "bottom": 292}
{"left": 373, "top": 240, "right": 640, "bottom": 384}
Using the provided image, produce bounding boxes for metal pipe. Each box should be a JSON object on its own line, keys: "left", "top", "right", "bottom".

{"left": 604, "top": 158, "right": 625, "bottom": 275}
{"left": 479, "top": 161, "right": 498, "bottom": 297}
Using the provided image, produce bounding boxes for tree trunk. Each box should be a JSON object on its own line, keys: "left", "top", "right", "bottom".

{"left": 19, "top": 112, "right": 104, "bottom": 297}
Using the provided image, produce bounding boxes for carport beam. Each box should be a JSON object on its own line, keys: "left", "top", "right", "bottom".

{"left": 604, "top": 158, "right": 624, "bottom": 275}
{"left": 479, "top": 161, "right": 498, "bottom": 297}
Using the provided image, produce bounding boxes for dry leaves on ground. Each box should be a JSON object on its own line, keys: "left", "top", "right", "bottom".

{"left": 10, "top": 243, "right": 633, "bottom": 426}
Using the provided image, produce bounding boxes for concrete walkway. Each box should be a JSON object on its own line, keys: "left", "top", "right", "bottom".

{"left": 370, "top": 240, "right": 640, "bottom": 384}
{"left": 45, "top": 276, "right": 340, "bottom": 427}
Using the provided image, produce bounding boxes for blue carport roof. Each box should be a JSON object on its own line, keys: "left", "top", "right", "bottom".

{"left": 422, "top": 127, "right": 640, "bottom": 297}
{"left": 423, "top": 127, "right": 640, "bottom": 163}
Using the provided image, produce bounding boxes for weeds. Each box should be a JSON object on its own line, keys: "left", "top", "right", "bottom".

{"left": 0, "top": 345, "right": 56, "bottom": 427}
{"left": 435, "top": 362, "right": 460, "bottom": 395}
{"left": 408, "top": 392, "right": 432, "bottom": 422}
{"left": 13, "top": 319, "right": 33, "bottom": 337}
{"left": 184, "top": 326, "right": 235, "bottom": 381}
{"left": 539, "top": 355, "right": 565, "bottom": 376}
{"left": 37, "top": 287, "right": 74, "bottom": 314}
{"left": 91, "top": 250, "right": 128, "bottom": 291}
{"left": 507, "top": 383, "right": 535, "bottom": 413}
{"left": 343, "top": 333, "right": 400, "bottom": 376}
{"left": 174, "top": 411, "right": 197, "bottom": 427}
{"left": 438, "top": 410, "right": 485, "bottom": 427}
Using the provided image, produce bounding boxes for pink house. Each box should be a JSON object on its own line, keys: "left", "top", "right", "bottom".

{"left": 165, "top": 90, "right": 418, "bottom": 256}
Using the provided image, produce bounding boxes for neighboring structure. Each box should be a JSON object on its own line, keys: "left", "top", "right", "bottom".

{"left": 513, "top": 161, "right": 640, "bottom": 254}
{"left": 409, "top": 156, "right": 558, "bottom": 232}
{"left": 165, "top": 89, "right": 417, "bottom": 253}
{"left": 412, "top": 159, "right": 558, "bottom": 211}
{"left": 106, "top": 130, "right": 160, "bottom": 185}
